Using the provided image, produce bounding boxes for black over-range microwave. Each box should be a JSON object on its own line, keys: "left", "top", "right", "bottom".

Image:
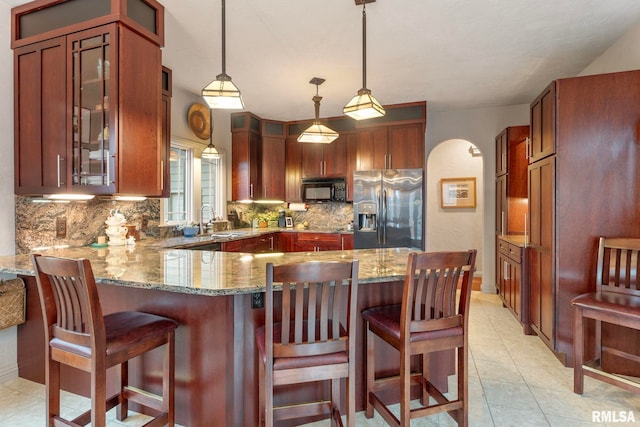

{"left": 301, "top": 177, "right": 346, "bottom": 202}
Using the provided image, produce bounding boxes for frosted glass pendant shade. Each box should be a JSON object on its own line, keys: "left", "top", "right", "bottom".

{"left": 297, "top": 122, "right": 339, "bottom": 144}
{"left": 202, "top": 74, "right": 244, "bottom": 109}
{"left": 343, "top": 88, "right": 385, "bottom": 120}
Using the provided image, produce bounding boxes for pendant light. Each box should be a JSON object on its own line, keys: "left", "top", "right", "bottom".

{"left": 202, "top": 108, "right": 220, "bottom": 158}
{"left": 298, "top": 78, "right": 339, "bottom": 144}
{"left": 201, "top": 0, "right": 244, "bottom": 109}
{"left": 343, "top": 0, "right": 385, "bottom": 120}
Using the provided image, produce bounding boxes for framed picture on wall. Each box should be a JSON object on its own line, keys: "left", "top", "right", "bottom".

{"left": 440, "top": 177, "right": 477, "bottom": 208}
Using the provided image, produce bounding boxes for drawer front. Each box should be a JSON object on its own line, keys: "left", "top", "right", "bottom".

{"left": 498, "top": 238, "right": 510, "bottom": 255}
{"left": 508, "top": 243, "right": 522, "bottom": 263}
{"left": 296, "top": 233, "right": 341, "bottom": 246}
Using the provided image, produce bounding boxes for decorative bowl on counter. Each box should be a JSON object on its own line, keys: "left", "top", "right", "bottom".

{"left": 182, "top": 226, "right": 199, "bottom": 237}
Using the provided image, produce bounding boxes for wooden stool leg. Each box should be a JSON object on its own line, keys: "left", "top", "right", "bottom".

{"left": 166, "top": 332, "right": 175, "bottom": 427}
{"left": 91, "top": 365, "right": 107, "bottom": 427}
{"left": 365, "top": 323, "right": 375, "bottom": 419}
{"left": 117, "top": 361, "right": 128, "bottom": 421}
{"left": 46, "top": 355, "right": 60, "bottom": 423}
{"left": 459, "top": 345, "right": 468, "bottom": 427}
{"left": 400, "top": 349, "right": 410, "bottom": 426}
{"left": 574, "top": 307, "right": 584, "bottom": 394}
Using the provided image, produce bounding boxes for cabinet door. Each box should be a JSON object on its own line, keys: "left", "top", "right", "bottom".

{"left": 68, "top": 26, "right": 117, "bottom": 193}
{"left": 496, "top": 129, "right": 507, "bottom": 176}
{"left": 529, "top": 82, "right": 556, "bottom": 163}
{"left": 495, "top": 176, "right": 507, "bottom": 236}
{"left": 261, "top": 136, "right": 285, "bottom": 200}
{"left": 160, "top": 67, "right": 171, "bottom": 197}
{"left": 528, "top": 156, "right": 555, "bottom": 344}
{"left": 14, "top": 36, "right": 67, "bottom": 194}
{"left": 285, "top": 137, "right": 302, "bottom": 202}
{"left": 232, "top": 131, "right": 262, "bottom": 200}
{"left": 323, "top": 137, "right": 346, "bottom": 177}
{"left": 344, "top": 133, "right": 357, "bottom": 202}
{"left": 356, "top": 127, "right": 388, "bottom": 170}
{"left": 341, "top": 234, "right": 354, "bottom": 250}
{"left": 301, "top": 143, "right": 324, "bottom": 178}
{"left": 387, "top": 123, "right": 424, "bottom": 169}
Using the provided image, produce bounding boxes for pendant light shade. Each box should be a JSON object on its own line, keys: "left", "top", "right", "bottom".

{"left": 202, "top": 108, "right": 220, "bottom": 159}
{"left": 298, "top": 78, "right": 339, "bottom": 144}
{"left": 344, "top": 0, "right": 385, "bottom": 120}
{"left": 201, "top": 0, "right": 244, "bottom": 109}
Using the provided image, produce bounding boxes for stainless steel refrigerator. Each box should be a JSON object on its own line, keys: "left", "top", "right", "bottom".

{"left": 353, "top": 169, "right": 424, "bottom": 249}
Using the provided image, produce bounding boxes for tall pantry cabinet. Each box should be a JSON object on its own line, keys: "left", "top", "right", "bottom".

{"left": 527, "top": 70, "right": 640, "bottom": 368}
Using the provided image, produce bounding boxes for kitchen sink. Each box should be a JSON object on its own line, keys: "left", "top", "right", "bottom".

{"left": 209, "top": 231, "right": 251, "bottom": 238}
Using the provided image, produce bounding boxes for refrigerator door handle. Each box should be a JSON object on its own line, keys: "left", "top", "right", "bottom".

{"left": 382, "top": 189, "right": 387, "bottom": 245}
{"left": 376, "top": 190, "right": 382, "bottom": 244}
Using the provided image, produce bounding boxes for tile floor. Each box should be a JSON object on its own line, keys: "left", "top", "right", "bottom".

{"left": 1, "top": 292, "right": 638, "bottom": 426}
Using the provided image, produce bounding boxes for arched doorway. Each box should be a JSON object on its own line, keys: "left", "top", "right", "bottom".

{"left": 426, "top": 139, "right": 485, "bottom": 289}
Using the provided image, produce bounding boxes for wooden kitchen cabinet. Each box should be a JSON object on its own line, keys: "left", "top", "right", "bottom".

{"left": 356, "top": 102, "right": 426, "bottom": 171}
{"left": 526, "top": 70, "right": 640, "bottom": 367}
{"left": 231, "top": 113, "right": 262, "bottom": 201}
{"left": 301, "top": 136, "right": 346, "bottom": 178}
{"left": 222, "top": 234, "right": 276, "bottom": 253}
{"left": 497, "top": 237, "right": 529, "bottom": 333}
{"left": 528, "top": 155, "right": 555, "bottom": 349}
{"left": 529, "top": 82, "right": 556, "bottom": 163}
{"left": 261, "top": 120, "right": 285, "bottom": 201}
{"left": 494, "top": 126, "right": 529, "bottom": 236}
{"left": 293, "top": 232, "right": 344, "bottom": 252}
{"left": 285, "top": 136, "right": 303, "bottom": 202}
{"left": 14, "top": 36, "right": 67, "bottom": 194}
{"left": 12, "top": 1, "right": 165, "bottom": 197}
{"left": 160, "top": 66, "right": 172, "bottom": 197}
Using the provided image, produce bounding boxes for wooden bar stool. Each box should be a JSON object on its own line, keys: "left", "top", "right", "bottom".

{"left": 31, "top": 254, "right": 178, "bottom": 427}
{"left": 572, "top": 237, "right": 640, "bottom": 395}
{"left": 255, "top": 260, "right": 359, "bottom": 427}
{"left": 362, "top": 250, "right": 476, "bottom": 426}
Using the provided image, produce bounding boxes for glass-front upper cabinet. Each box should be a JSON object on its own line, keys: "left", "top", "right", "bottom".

{"left": 69, "top": 25, "right": 116, "bottom": 193}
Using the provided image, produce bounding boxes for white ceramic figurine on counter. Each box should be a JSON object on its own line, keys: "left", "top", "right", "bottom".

{"left": 105, "top": 209, "right": 128, "bottom": 246}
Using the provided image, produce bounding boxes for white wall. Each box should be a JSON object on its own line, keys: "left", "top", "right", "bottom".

{"left": 426, "top": 139, "right": 484, "bottom": 277}
{"left": 0, "top": 1, "right": 19, "bottom": 383}
{"left": 579, "top": 20, "right": 640, "bottom": 76}
{"left": 426, "top": 105, "right": 530, "bottom": 292}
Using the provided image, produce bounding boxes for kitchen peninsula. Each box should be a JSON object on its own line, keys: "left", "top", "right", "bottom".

{"left": 0, "top": 240, "right": 444, "bottom": 427}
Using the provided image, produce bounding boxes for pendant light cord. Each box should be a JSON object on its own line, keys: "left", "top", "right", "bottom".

{"left": 362, "top": 3, "right": 367, "bottom": 90}
{"left": 221, "top": 0, "right": 226, "bottom": 75}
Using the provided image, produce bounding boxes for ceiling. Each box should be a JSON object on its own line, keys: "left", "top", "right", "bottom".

{"left": 8, "top": 0, "right": 640, "bottom": 121}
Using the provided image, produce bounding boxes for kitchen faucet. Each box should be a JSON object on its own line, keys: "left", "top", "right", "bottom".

{"left": 200, "top": 204, "right": 214, "bottom": 235}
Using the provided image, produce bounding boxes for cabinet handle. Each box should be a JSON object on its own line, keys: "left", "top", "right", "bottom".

{"left": 384, "top": 154, "right": 387, "bottom": 169}
{"left": 250, "top": 183, "right": 253, "bottom": 198}
{"left": 106, "top": 155, "right": 111, "bottom": 184}
{"left": 501, "top": 212, "right": 505, "bottom": 236}
{"left": 160, "top": 160, "right": 164, "bottom": 190}
{"left": 504, "top": 261, "right": 509, "bottom": 280}
{"left": 524, "top": 213, "right": 528, "bottom": 246}
{"left": 341, "top": 236, "right": 344, "bottom": 251}
{"left": 320, "top": 161, "right": 323, "bottom": 176}
{"left": 269, "top": 236, "right": 274, "bottom": 251}
{"left": 56, "top": 155, "right": 62, "bottom": 188}
{"left": 388, "top": 154, "right": 392, "bottom": 169}
{"left": 526, "top": 137, "right": 531, "bottom": 159}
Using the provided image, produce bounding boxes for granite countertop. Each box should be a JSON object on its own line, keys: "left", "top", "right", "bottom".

{"left": 0, "top": 240, "right": 410, "bottom": 297}
{"left": 498, "top": 234, "right": 528, "bottom": 247}
{"left": 157, "top": 227, "right": 353, "bottom": 249}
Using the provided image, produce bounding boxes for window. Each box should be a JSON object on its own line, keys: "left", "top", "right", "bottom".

{"left": 163, "top": 139, "right": 225, "bottom": 226}
{"left": 164, "top": 143, "right": 193, "bottom": 225}
{"left": 201, "top": 156, "right": 223, "bottom": 221}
